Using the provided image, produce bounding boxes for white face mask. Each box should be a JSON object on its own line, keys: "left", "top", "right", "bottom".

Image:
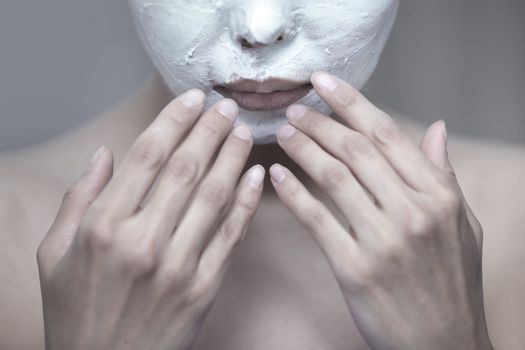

{"left": 127, "top": 0, "right": 399, "bottom": 144}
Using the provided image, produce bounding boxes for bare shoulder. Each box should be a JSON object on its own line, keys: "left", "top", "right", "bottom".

{"left": 0, "top": 156, "right": 63, "bottom": 350}
{"left": 447, "top": 135, "right": 525, "bottom": 230}
{"left": 448, "top": 135, "right": 525, "bottom": 349}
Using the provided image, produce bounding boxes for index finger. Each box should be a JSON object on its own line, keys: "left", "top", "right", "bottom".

{"left": 92, "top": 89, "right": 206, "bottom": 221}
{"left": 310, "top": 71, "right": 444, "bottom": 191}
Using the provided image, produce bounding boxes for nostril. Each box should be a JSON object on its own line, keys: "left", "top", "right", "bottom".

{"left": 239, "top": 35, "right": 285, "bottom": 49}
{"left": 240, "top": 38, "right": 251, "bottom": 48}
{"left": 239, "top": 38, "right": 268, "bottom": 49}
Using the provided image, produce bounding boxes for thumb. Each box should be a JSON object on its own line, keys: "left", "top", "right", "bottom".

{"left": 419, "top": 120, "right": 455, "bottom": 177}
{"left": 38, "top": 145, "right": 114, "bottom": 270}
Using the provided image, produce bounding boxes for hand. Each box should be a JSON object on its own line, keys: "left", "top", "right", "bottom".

{"left": 271, "top": 72, "right": 494, "bottom": 350}
{"left": 36, "top": 90, "right": 265, "bottom": 350}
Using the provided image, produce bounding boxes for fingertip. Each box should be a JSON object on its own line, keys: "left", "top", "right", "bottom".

{"left": 82, "top": 145, "right": 114, "bottom": 192}
{"left": 311, "top": 71, "right": 338, "bottom": 92}
{"left": 269, "top": 163, "right": 287, "bottom": 184}
{"left": 216, "top": 98, "right": 239, "bottom": 120}
{"left": 420, "top": 120, "right": 450, "bottom": 171}
{"left": 233, "top": 124, "right": 253, "bottom": 142}
{"left": 179, "top": 89, "right": 206, "bottom": 109}
{"left": 246, "top": 164, "right": 265, "bottom": 189}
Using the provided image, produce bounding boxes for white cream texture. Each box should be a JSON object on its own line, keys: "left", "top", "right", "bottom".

{"left": 127, "top": 0, "right": 399, "bottom": 144}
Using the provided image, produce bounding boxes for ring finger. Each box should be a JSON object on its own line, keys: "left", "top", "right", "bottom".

{"left": 276, "top": 124, "right": 382, "bottom": 237}
{"left": 284, "top": 105, "right": 415, "bottom": 212}
{"left": 135, "top": 99, "right": 240, "bottom": 247}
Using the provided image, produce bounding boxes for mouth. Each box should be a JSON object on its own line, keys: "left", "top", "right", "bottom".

{"left": 214, "top": 78, "right": 313, "bottom": 111}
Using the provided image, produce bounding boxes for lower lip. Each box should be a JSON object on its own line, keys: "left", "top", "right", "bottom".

{"left": 214, "top": 84, "right": 313, "bottom": 111}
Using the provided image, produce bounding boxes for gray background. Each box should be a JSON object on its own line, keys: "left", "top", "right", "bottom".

{"left": 0, "top": 0, "right": 523, "bottom": 150}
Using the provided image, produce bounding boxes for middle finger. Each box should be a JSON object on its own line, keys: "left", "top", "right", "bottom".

{"left": 284, "top": 105, "right": 414, "bottom": 212}
{"left": 136, "top": 99, "right": 239, "bottom": 243}
{"left": 276, "top": 124, "right": 382, "bottom": 236}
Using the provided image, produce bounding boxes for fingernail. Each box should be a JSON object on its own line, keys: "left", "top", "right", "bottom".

{"left": 287, "top": 104, "right": 308, "bottom": 121}
{"left": 277, "top": 125, "right": 297, "bottom": 141}
{"left": 441, "top": 120, "right": 448, "bottom": 141}
{"left": 180, "top": 89, "right": 205, "bottom": 108}
{"left": 90, "top": 145, "right": 106, "bottom": 167}
{"left": 216, "top": 99, "right": 238, "bottom": 119}
{"left": 312, "top": 72, "right": 338, "bottom": 92}
{"left": 270, "top": 164, "right": 287, "bottom": 184}
{"left": 233, "top": 125, "right": 252, "bottom": 141}
{"left": 247, "top": 165, "right": 265, "bottom": 188}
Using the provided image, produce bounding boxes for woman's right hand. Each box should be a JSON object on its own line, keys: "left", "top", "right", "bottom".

{"left": 36, "top": 90, "right": 265, "bottom": 350}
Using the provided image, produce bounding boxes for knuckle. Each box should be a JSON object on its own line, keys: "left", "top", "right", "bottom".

{"left": 405, "top": 209, "right": 435, "bottom": 238}
{"left": 287, "top": 136, "right": 306, "bottom": 155}
{"left": 80, "top": 216, "right": 116, "bottom": 251}
{"left": 130, "top": 134, "right": 166, "bottom": 169}
{"left": 200, "top": 181, "right": 231, "bottom": 209}
{"left": 435, "top": 172, "right": 460, "bottom": 193}
{"left": 202, "top": 119, "right": 222, "bottom": 138}
{"left": 157, "top": 264, "right": 194, "bottom": 296}
{"left": 321, "top": 162, "right": 349, "bottom": 191}
{"left": 165, "top": 154, "right": 200, "bottom": 185}
{"left": 303, "top": 114, "right": 322, "bottom": 131}
{"left": 163, "top": 106, "right": 189, "bottom": 127}
{"left": 349, "top": 260, "right": 376, "bottom": 292}
{"left": 342, "top": 133, "right": 375, "bottom": 159}
{"left": 164, "top": 112, "right": 186, "bottom": 127}
{"left": 338, "top": 84, "right": 359, "bottom": 107}
{"left": 218, "top": 219, "right": 245, "bottom": 245}
{"left": 435, "top": 188, "right": 462, "bottom": 216}
{"left": 301, "top": 202, "right": 327, "bottom": 233}
{"left": 377, "top": 239, "right": 405, "bottom": 264}
{"left": 221, "top": 143, "right": 249, "bottom": 166}
{"left": 185, "top": 277, "right": 214, "bottom": 307}
{"left": 121, "top": 241, "right": 157, "bottom": 276}
{"left": 286, "top": 181, "right": 302, "bottom": 199}
{"left": 237, "top": 191, "right": 259, "bottom": 213}
{"left": 62, "top": 181, "right": 82, "bottom": 203}
{"left": 371, "top": 118, "right": 401, "bottom": 146}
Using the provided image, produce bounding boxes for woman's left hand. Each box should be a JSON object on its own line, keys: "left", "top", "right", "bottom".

{"left": 271, "top": 72, "right": 494, "bottom": 350}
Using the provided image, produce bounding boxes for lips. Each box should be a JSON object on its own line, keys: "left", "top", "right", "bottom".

{"left": 214, "top": 78, "right": 313, "bottom": 111}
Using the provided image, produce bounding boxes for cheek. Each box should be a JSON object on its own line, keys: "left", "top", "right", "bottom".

{"left": 134, "top": 2, "right": 226, "bottom": 89}
{"left": 139, "top": 4, "right": 215, "bottom": 54}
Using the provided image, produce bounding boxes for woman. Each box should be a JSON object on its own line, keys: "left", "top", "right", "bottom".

{"left": 1, "top": 0, "right": 524, "bottom": 349}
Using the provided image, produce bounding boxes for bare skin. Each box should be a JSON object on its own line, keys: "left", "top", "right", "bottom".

{"left": 1, "top": 73, "right": 524, "bottom": 350}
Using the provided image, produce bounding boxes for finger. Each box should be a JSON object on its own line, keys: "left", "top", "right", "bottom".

{"left": 134, "top": 100, "right": 241, "bottom": 247}
{"left": 275, "top": 124, "right": 382, "bottom": 235}
{"left": 419, "top": 121, "right": 483, "bottom": 248}
{"left": 168, "top": 125, "right": 253, "bottom": 259}
{"left": 197, "top": 165, "right": 265, "bottom": 283}
{"left": 38, "top": 146, "right": 113, "bottom": 271}
{"left": 311, "top": 71, "right": 444, "bottom": 191}
{"left": 419, "top": 120, "right": 455, "bottom": 176}
{"left": 270, "top": 163, "right": 358, "bottom": 270}
{"left": 93, "top": 89, "right": 206, "bottom": 221}
{"left": 285, "top": 106, "right": 415, "bottom": 211}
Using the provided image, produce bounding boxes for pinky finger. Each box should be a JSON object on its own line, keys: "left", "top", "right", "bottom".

{"left": 196, "top": 165, "right": 265, "bottom": 282}
{"left": 269, "top": 164, "right": 357, "bottom": 271}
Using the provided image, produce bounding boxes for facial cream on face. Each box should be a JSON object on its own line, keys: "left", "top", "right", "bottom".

{"left": 127, "top": 0, "right": 399, "bottom": 144}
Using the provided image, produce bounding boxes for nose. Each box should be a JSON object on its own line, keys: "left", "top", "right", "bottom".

{"left": 230, "top": 1, "right": 289, "bottom": 49}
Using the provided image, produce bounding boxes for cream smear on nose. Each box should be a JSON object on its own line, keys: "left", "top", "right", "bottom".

{"left": 128, "top": 0, "right": 399, "bottom": 144}
{"left": 230, "top": 0, "right": 288, "bottom": 46}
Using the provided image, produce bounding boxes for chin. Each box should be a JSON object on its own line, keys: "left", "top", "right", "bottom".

{"left": 200, "top": 86, "right": 331, "bottom": 145}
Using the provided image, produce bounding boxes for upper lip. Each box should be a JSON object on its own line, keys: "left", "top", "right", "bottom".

{"left": 216, "top": 78, "right": 310, "bottom": 94}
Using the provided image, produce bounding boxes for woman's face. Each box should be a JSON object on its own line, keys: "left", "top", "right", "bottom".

{"left": 127, "top": 0, "right": 399, "bottom": 143}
